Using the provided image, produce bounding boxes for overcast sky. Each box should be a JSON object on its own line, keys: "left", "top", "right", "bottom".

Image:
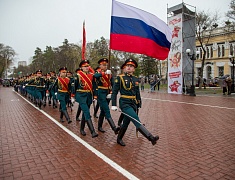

{"left": 0, "top": 0, "right": 231, "bottom": 66}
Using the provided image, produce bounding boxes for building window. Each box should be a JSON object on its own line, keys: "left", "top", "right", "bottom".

{"left": 222, "top": 45, "right": 225, "bottom": 57}
{"left": 197, "top": 68, "right": 201, "bottom": 77}
{"left": 206, "top": 46, "right": 210, "bottom": 58}
{"left": 230, "top": 44, "right": 234, "bottom": 56}
{"left": 218, "top": 45, "right": 221, "bottom": 57}
{"left": 207, "top": 66, "right": 212, "bottom": 79}
{"left": 211, "top": 46, "right": 213, "bottom": 58}
{"left": 218, "top": 66, "right": 224, "bottom": 77}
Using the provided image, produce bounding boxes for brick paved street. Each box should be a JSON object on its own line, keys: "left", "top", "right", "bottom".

{"left": 1, "top": 85, "right": 235, "bottom": 180}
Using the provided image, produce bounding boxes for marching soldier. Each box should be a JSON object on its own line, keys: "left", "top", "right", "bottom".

{"left": 51, "top": 67, "right": 72, "bottom": 124}
{"left": 45, "top": 73, "right": 51, "bottom": 106}
{"left": 66, "top": 70, "right": 74, "bottom": 111}
{"left": 47, "top": 71, "right": 58, "bottom": 108}
{"left": 93, "top": 58, "right": 119, "bottom": 134}
{"left": 111, "top": 58, "right": 159, "bottom": 146}
{"left": 74, "top": 68, "right": 82, "bottom": 121}
{"left": 28, "top": 70, "right": 46, "bottom": 109}
{"left": 93, "top": 66, "right": 101, "bottom": 118}
{"left": 73, "top": 60, "right": 98, "bottom": 138}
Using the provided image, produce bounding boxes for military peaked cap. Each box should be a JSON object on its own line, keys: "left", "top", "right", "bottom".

{"left": 79, "top": 60, "right": 90, "bottom": 67}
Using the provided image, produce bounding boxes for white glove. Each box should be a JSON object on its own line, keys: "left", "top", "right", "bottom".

{"left": 105, "top": 70, "right": 112, "bottom": 74}
{"left": 71, "top": 97, "right": 75, "bottom": 103}
{"left": 111, "top": 106, "right": 118, "bottom": 111}
{"left": 23, "top": 86, "right": 25, "bottom": 89}
{"left": 106, "top": 94, "right": 111, "bottom": 99}
{"left": 55, "top": 92, "right": 57, "bottom": 96}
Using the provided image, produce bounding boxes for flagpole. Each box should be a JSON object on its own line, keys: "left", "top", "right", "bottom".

{"left": 108, "top": 49, "right": 111, "bottom": 69}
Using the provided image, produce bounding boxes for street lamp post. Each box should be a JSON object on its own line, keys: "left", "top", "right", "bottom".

{"left": 186, "top": 49, "right": 200, "bottom": 96}
{"left": 229, "top": 55, "right": 235, "bottom": 93}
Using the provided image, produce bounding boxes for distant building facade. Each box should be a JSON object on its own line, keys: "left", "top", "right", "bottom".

{"left": 18, "top": 61, "right": 27, "bottom": 67}
{"left": 196, "top": 26, "right": 235, "bottom": 79}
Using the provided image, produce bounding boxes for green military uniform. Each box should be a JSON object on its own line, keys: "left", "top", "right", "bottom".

{"left": 111, "top": 58, "right": 159, "bottom": 146}
{"left": 73, "top": 60, "right": 98, "bottom": 138}
{"left": 93, "top": 58, "right": 119, "bottom": 134}
{"left": 73, "top": 68, "right": 82, "bottom": 121}
{"left": 27, "top": 70, "right": 46, "bottom": 109}
{"left": 51, "top": 67, "right": 72, "bottom": 124}
{"left": 47, "top": 72, "right": 57, "bottom": 108}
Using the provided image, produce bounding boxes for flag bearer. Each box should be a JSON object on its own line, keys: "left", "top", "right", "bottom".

{"left": 111, "top": 58, "right": 159, "bottom": 146}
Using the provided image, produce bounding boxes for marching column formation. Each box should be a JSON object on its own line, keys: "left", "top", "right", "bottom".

{"left": 13, "top": 58, "right": 159, "bottom": 146}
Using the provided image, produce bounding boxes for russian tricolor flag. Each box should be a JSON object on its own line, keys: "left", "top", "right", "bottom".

{"left": 110, "top": 0, "right": 172, "bottom": 60}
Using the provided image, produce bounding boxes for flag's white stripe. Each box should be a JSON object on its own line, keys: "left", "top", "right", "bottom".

{"left": 112, "top": 0, "right": 172, "bottom": 42}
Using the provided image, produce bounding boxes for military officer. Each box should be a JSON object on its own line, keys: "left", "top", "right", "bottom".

{"left": 51, "top": 67, "right": 72, "bottom": 124}
{"left": 73, "top": 60, "right": 98, "bottom": 138}
{"left": 93, "top": 58, "right": 119, "bottom": 134}
{"left": 111, "top": 58, "right": 159, "bottom": 146}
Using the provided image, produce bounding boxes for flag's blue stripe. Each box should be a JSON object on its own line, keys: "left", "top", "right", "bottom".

{"left": 111, "top": 16, "right": 171, "bottom": 49}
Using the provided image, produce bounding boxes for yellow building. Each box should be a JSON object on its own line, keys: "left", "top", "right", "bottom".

{"left": 196, "top": 26, "right": 235, "bottom": 80}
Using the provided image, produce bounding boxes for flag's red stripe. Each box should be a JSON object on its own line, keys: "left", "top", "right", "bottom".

{"left": 110, "top": 33, "right": 169, "bottom": 60}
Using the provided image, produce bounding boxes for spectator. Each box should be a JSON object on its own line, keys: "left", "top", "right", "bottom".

{"left": 203, "top": 78, "right": 207, "bottom": 89}
{"left": 157, "top": 76, "right": 160, "bottom": 91}
{"left": 222, "top": 77, "right": 227, "bottom": 95}
{"left": 140, "top": 77, "right": 145, "bottom": 91}
{"left": 226, "top": 75, "right": 232, "bottom": 95}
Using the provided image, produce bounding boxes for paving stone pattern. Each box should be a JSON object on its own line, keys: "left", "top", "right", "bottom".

{"left": 0, "top": 86, "right": 235, "bottom": 180}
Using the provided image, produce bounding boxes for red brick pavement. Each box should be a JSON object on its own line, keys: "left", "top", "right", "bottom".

{"left": 1, "top": 86, "right": 235, "bottom": 180}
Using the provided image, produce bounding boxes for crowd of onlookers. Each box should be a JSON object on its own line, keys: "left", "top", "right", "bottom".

{"left": 139, "top": 75, "right": 162, "bottom": 92}
{"left": 0, "top": 78, "right": 14, "bottom": 87}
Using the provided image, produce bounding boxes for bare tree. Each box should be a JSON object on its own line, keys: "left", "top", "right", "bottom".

{"left": 0, "top": 43, "right": 16, "bottom": 78}
{"left": 196, "top": 10, "right": 219, "bottom": 88}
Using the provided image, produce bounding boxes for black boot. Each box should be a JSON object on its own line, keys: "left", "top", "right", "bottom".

{"left": 93, "top": 104, "right": 99, "bottom": 118}
{"left": 38, "top": 99, "right": 42, "bottom": 109}
{"left": 107, "top": 118, "right": 120, "bottom": 134}
{"left": 48, "top": 97, "right": 51, "bottom": 106}
{"left": 60, "top": 111, "right": 64, "bottom": 122}
{"left": 98, "top": 115, "right": 105, "bottom": 133}
{"left": 117, "top": 127, "right": 127, "bottom": 146}
{"left": 53, "top": 99, "right": 57, "bottom": 108}
{"left": 76, "top": 106, "right": 81, "bottom": 121}
{"left": 80, "top": 119, "right": 86, "bottom": 136}
{"left": 87, "top": 120, "right": 98, "bottom": 138}
{"left": 63, "top": 110, "right": 72, "bottom": 124}
{"left": 137, "top": 125, "right": 159, "bottom": 145}
{"left": 43, "top": 99, "right": 46, "bottom": 107}
{"left": 118, "top": 113, "right": 124, "bottom": 126}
